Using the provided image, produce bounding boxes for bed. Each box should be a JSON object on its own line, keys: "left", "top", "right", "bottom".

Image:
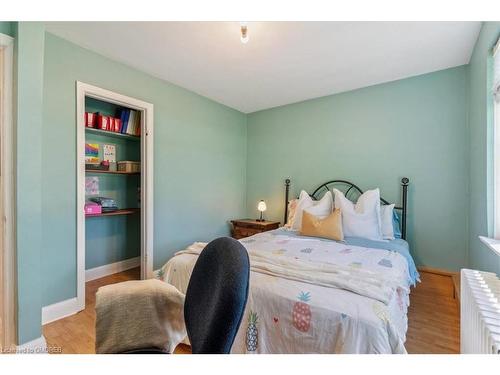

{"left": 157, "top": 178, "right": 419, "bottom": 354}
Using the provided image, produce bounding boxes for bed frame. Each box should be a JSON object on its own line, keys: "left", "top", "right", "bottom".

{"left": 284, "top": 177, "right": 409, "bottom": 240}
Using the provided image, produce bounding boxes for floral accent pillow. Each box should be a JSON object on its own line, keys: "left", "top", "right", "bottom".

{"left": 284, "top": 198, "right": 298, "bottom": 228}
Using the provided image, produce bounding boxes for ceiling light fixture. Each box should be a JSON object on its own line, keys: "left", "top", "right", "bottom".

{"left": 240, "top": 22, "right": 249, "bottom": 44}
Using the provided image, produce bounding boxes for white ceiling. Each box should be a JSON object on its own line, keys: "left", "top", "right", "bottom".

{"left": 45, "top": 22, "right": 481, "bottom": 113}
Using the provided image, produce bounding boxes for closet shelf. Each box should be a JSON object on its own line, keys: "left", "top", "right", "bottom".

{"left": 85, "top": 169, "right": 140, "bottom": 175}
{"left": 85, "top": 127, "right": 140, "bottom": 141}
{"left": 85, "top": 208, "right": 139, "bottom": 218}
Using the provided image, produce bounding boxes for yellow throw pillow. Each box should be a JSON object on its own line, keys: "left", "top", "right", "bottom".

{"left": 300, "top": 209, "right": 344, "bottom": 241}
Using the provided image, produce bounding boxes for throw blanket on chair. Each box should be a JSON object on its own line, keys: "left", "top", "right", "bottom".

{"left": 95, "top": 279, "right": 186, "bottom": 354}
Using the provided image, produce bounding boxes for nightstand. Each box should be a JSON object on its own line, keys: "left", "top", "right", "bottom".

{"left": 230, "top": 219, "right": 280, "bottom": 239}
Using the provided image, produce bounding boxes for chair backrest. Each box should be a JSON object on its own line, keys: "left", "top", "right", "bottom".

{"left": 184, "top": 237, "right": 250, "bottom": 354}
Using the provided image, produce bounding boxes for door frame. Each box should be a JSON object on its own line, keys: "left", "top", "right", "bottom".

{"left": 76, "top": 81, "right": 154, "bottom": 311}
{"left": 0, "top": 32, "right": 16, "bottom": 349}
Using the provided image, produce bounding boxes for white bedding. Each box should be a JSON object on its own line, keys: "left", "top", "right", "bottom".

{"left": 158, "top": 231, "right": 412, "bottom": 354}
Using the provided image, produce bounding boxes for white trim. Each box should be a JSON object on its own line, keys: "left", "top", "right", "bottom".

{"left": 495, "top": 85, "right": 500, "bottom": 238}
{"left": 479, "top": 236, "right": 500, "bottom": 258}
{"left": 15, "top": 335, "right": 48, "bottom": 354}
{"left": 76, "top": 83, "right": 85, "bottom": 312}
{"left": 41, "top": 257, "right": 140, "bottom": 325}
{"left": 0, "top": 32, "right": 16, "bottom": 350}
{"left": 85, "top": 256, "right": 141, "bottom": 282}
{"left": 41, "top": 297, "right": 79, "bottom": 325}
{"left": 76, "top": 82, "right": 154, "bottom": 313}
{"left": 141, "top": 90, "right": 154, "bottom": 280}
{"left": 494, "top": 37, "right": 500, "bottom": 57}
{"left": 0, "top": 33, "right": 13, "bottom": 48}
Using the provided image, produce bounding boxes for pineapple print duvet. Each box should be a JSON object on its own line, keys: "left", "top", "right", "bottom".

{"left": 159, "top": 229, "right": 416, "bottom": 354}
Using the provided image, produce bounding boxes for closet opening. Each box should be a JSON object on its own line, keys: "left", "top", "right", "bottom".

{"left": 76, "top": 82, "right": 154, "bottom": 312}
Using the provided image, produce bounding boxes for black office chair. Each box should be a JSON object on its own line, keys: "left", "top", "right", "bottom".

{"left": 120, "top": 236, "right": 250, "bottom": 354}
{"left": 184, "top": 236, "right": 250, "bottom": 354}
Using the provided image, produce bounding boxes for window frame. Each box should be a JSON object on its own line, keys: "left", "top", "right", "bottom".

{"left": 492, "top": 37, "right": 500, "bottom": 239}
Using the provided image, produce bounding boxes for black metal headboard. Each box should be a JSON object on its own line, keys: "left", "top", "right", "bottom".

{"left": 284, "top": 178, "right": 409, "bottom": 240}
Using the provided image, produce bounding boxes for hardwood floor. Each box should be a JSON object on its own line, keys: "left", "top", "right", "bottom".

{"left": 43, "top": 269, "right": 459, "bottom": 354}
{"left": 406, "top": 271, "right": 460, "bottom": 353}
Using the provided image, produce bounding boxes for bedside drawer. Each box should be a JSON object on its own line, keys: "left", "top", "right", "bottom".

{"left": 230, "top": 219, "right": 280, "bottom": 240}
{"left": 233, "top": 227, "right": 261, "bottom": 239}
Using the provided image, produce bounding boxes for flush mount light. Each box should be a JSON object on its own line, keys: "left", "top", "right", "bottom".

{"left": 240, "top": 22, "right": 249, "bottom": 44}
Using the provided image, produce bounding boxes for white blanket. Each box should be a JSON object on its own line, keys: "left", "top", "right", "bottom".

{"left": 159, "top": 231, "right": 412, "bottom": 353}
{"left": 176, "top": 242, "right": 405, "bottom": 305}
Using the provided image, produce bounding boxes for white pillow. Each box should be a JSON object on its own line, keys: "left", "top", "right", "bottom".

{"left": 333, "top": 188, "right": 382, "bottom": 240}
{"left": 380, "top": 204, "right": 395, "bottom": 240}
{"left": 291, "top": 190, "right": 333, "bottom": 231}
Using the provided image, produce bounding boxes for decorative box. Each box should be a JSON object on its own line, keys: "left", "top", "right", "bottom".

{"left": 84, "top": 201, "right": 102, "bottom": 215}
{"left": 117, "top": 161, "right": 140, "bottom": 173}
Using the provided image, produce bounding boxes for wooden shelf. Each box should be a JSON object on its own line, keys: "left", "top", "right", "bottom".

{"left": 85, "top": 127, "right": 140, "bottom": 141}
{"left": 85, "top": 208, "right": 139, "bottom": 218}
{"left": 85, "top": 169, "right": 140, "bottom": 175}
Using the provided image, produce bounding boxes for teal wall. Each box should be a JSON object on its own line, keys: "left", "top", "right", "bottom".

{"left": 14, "top": 22, "right": 45, "bottom": 344}
{"left": 41, "top": 32, "right": 247, "bottom": 310}
{"left": 0, "top": 21, "right": 14, "bottom": 37}
{"left": 86, "top": 215, "right": 140, "bottom": 269}
{"left": 468, "top": 22, "right": 500, "bottom": 275}
{"left": 247, "top": 66, "right": 469, "bottom": 272}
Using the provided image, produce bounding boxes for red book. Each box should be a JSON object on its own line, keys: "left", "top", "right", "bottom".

{"left": 97, "top": 115, "right": 109, "bottom": 131}
{"left": 85, "top": 112, "right": 96, "bottom": 128}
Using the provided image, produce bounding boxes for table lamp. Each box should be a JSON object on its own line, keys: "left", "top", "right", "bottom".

{"left": 257, "top": 200, "right": 267, "bottom": 222}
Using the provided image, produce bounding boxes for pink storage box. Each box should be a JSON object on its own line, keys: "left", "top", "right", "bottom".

{"left": 85, "top": 201, "right": 102, "bottom": 215}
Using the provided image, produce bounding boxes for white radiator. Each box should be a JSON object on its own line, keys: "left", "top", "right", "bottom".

{"left": 461, "top": 269, "right": 500, "bottom": 354}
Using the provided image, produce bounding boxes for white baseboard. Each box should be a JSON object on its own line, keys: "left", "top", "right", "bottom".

{"left": 42, "top": 297, "right": 80, "bottom": 325}
{"left": 40, "top": 257, "right": 140, "bottom": 325}
{"left": 85, "top": 256, "right": 140, "bottom": 282}
{"left": 16, "top": 335, "right": 47, "bottom": 354}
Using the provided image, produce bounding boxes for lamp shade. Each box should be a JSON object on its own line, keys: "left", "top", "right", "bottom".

{"left": 257, "top": 200, "right": 267, "bottom": 212}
